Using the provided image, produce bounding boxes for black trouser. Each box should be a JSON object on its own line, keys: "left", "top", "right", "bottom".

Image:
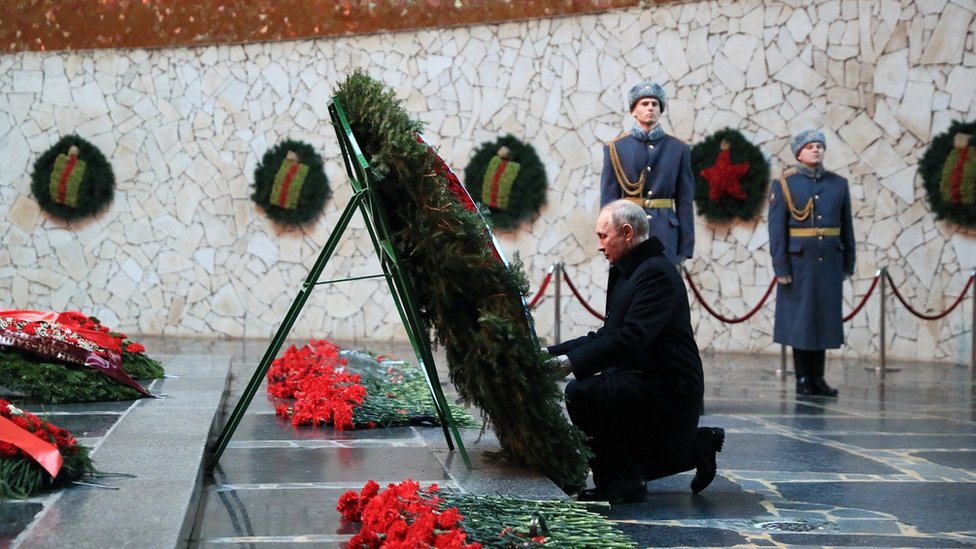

{"left": 793, "top": 348, "right": 826, "bottom": 380}
{"left": 565, "top": 368, "right": 700, "bottom": 491}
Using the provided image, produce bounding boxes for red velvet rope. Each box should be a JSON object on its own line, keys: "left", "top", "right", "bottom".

{"left": 561, "top": 271, "right": 606, "bottom": 321}
{"left": 684, "top": 268, "right": 776, "bottom": 324}
{"left": 527, "top": 270, "right": 553, "bottom": 309}
{"left": 884, "top": 270, "right": 975, "bottom": 321}
{"left": 530, "top": 263, "right": 974, "bottom": 327}
{"left": 842, "top": 272, "right": 880, "bottom": 322}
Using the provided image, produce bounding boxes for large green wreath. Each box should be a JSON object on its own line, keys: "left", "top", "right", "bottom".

{"left": 919, "top": 119, "right": 976, "bottom": 228}
{"left": 463, "top": 134, "right": 547, "bottom": 229}
{"left": 334, "top": 71, "right": 590, "bottom": 493}
{"left": 691, "top": 128, "right": 769, "bottom": 223}
{"left": 252, "top": 139, "right": 331, "bottom": 226}
{"left": 30, "top": 134, "right": 115, "bottom": 221}
{"left": 0, "top": 346, "right": 163, "bottom": 404}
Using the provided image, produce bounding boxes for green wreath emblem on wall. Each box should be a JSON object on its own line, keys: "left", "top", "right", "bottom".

{"left": 252, "top": 139, "right": 331, "bottom": 227}
{"left": 919, "top": 119, "right": 976, "bottom": 228}
{"left": 463, "top": 134, "right": 547, "bottom": 230}
{"left": 31, "top": 134, "right": 115, "bottom": 221}
{"left": 691, "top": 128, "right": 769, "bottom": 223}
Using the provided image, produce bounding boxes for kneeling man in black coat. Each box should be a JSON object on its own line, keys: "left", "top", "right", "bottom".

{"left": 547, "top": 199, "right": 724, "bottom": 504}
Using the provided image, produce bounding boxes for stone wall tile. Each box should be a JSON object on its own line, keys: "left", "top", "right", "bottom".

{"left": 839, "top": 112, "right": 884, "bottom": 153}
{"left": 860, "top": 139, "right": 908, "bottom": 178}
{"left": 944, "top": 65, "right": 976, "bottom": 111}
{"left": 786, "top": 8, "right": 813, "bottom": 42}
{"left": 775, "top": 57, "right": 828, "bottom": 91}
{"left": 656, "top": 29, "right": 691, "bottom": 81}
{"left": 739, "top": 4, "right": 765, "bottom": 35}
{"left": 880, "top": 165, "right": 917, "bottom": 204}
{"left": 920, "top": 3, "right": 974, "bottom": 64}
{"left": 896, "top": 80, "right": 935, "bottom": 141}
{"left": 856, "top": 2, "right": 877, "bottom": 63}
{"left": 753, "top": 83, "right": 784, "bottom": 111}
{"left": 713, "top": 52, "right": 747, "bottom": 92}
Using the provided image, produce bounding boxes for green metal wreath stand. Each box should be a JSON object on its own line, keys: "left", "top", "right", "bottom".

{"left": 207, "top": 97, "right": 469, "bottom": 469}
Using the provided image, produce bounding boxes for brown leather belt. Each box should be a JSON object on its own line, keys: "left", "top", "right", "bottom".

{"left": 790, "top": 227, "right": 840, "bottom": 237}
{"left": 624, "top": 197, "right": 675, "bottom": 209}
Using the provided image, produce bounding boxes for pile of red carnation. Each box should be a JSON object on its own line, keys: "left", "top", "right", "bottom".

{"left": 267, "top": 339, "right": 366, "bottom": 430}
{"left": 338, "top": 479, "right": 481, "bottom": 549}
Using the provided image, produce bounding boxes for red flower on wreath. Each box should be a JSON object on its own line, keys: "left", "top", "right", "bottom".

{"left": 1, "top": 399, "right": 81, "bottom": 475}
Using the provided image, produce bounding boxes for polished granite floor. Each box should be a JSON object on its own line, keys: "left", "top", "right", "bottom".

{"left": 3, "top": 338, "right": 975, "bottom": 548}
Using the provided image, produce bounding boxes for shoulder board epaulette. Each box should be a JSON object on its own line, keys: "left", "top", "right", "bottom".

{"left": 608, "top": 133, "right": 629, "bottom": 145}
{"left": 781, "top": 167, "right": 797, "bottom": 178}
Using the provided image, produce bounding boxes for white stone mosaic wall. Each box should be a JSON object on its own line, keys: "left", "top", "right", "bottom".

{"left": 1, "top": 0, "right": 974, "bottom": 363}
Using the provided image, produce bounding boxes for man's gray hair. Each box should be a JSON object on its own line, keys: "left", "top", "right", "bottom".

{"left": 603, "top": 199, "right": 649, "bottom": 241}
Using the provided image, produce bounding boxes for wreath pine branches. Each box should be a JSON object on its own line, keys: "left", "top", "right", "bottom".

{"left": 252, "top": 139, "right": 331, "bottom": 226}
{"left": 463, "top": 134, "right": 547, "bottom": 229}
{"left": 30, "top": 134, "right": 115, "bottom": 221}
{"left": 919, "top": 119, "right": 976, "bottom": 228}
{"left": 334, "top": 70, "right": 590, "bottom": 493}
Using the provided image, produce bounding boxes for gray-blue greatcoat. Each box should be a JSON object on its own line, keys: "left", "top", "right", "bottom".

{"left": 768, "top": 169, "right": 856, "bottom": 350}
{"left": 600, "top": 134, "right": 695, "bottom": 263}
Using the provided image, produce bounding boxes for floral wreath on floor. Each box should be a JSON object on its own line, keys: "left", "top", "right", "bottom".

{"left": 30, "top": 134, "right": 115, "bottom": 221}
{"left": 462, "top": 134, "right": 548, "bottom": 230}
{"left": 690, "top": 127, "right": 769, "bottom": 223}
{"left": 337, "top": 479, "right": 636, "bottom": 548}
{"left": 1, "top": 399, "right": 95, "bottom": 499}
{"left": 0, "top": 310, "right": 163, "bottom": 403}
{"left": 251, "top": 139, "right": 331, "bottom": 227}
{"left": 919, "top": 119, "right": 976, "bottom": 228}
{"left": 267, "top": 338, "right": 476, "bottom": 430}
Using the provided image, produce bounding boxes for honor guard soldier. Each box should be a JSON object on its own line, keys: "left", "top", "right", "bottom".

{"left": 768, "top": 129, "right": 856, "bottom": 397}
{"left": 600, "top": 81, "right": 695, "bottom": 267}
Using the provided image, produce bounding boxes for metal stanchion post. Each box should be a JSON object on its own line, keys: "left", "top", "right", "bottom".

{"left": 877, "top": 267, "right": 887, "bottom": 377}
{"left": 554, "top": 262, "right": 562, "bottom": 345}
{"left": 779, "top": 344, "right": 787, "bottom": 379}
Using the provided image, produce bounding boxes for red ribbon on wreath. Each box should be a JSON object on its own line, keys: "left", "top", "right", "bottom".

{"left": 49, "top": 145, "right": 87, "bottom": 207}
{"left": 940, "top": 133, "right": 975, "bottom": 206}
{"left": 0, "top": 414, "right": 63, "bottom": 478}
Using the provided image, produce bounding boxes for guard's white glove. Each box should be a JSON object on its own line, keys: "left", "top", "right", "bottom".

{"left": 676, "top": 256, "right": 687, "bottom": 270}
{"left": 777, "top": 275, "right": 793, "bottom": 285}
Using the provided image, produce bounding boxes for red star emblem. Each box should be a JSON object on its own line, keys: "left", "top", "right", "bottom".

{"left": 701, "top": 147, "right": 750, "bottom": 201}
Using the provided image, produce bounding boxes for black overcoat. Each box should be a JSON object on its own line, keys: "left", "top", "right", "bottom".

{"left": 549, "top": 237, "right": 703, "bottom": 476}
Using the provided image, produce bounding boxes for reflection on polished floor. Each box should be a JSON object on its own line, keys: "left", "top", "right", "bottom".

{"left": 3, "top": 338, "right": 975, "bottom": 548}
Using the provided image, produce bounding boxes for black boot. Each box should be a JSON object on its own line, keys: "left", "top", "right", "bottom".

{"left": 793, "top": 349, "right": 813, "bottom": 396}
{"left": 690, "top": 427, "right": 725, "bottom": 494}
{"left": 810, "top": 350, "right": 838, "bottom": 397}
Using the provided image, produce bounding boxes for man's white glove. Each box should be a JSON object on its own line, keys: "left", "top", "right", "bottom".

{"left": 777, "top": 275, "right": 792, "bottom": 285}
{"left": 549, "top": 354, "right": 573, "bottom": 377}
{"left": 676, "top": 256, "right": 687, "bottom": 270}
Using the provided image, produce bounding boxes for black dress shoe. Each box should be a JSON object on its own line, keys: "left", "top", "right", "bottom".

{"left": 796, "top": 376, "right": 814, "bottom": 396}
{"left": 577, "top": 484, "right": 646, "bottom": 504}
{"left": 811, "top": 377, "right": 839, "bottom": 397}
{"left": 691, "top": 427, "right": 725, "bottom": 494}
